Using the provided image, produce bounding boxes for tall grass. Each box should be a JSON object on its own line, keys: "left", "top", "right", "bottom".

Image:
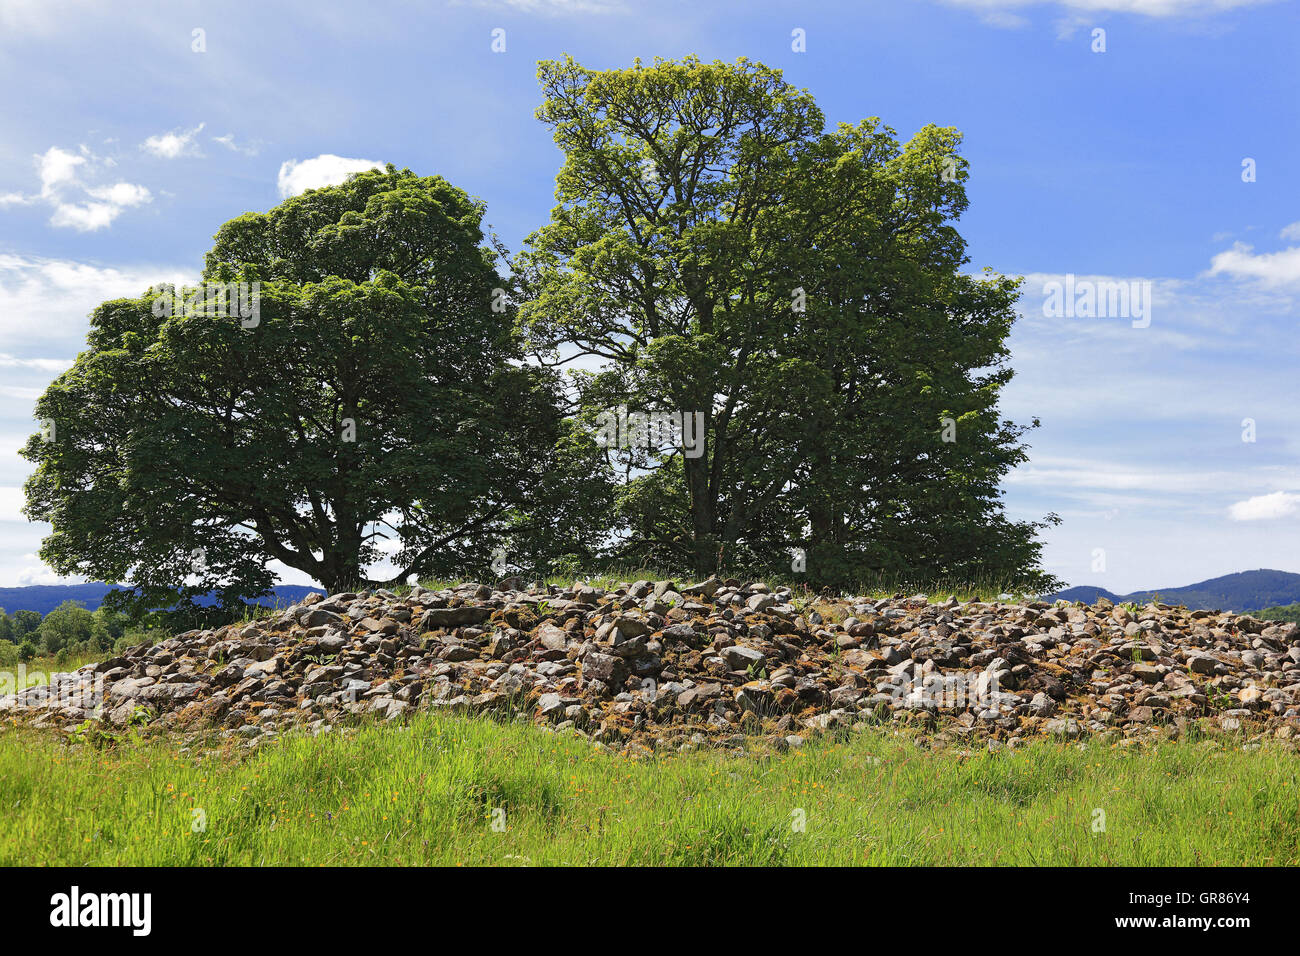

{"left": 408, "top": 569, "right": 1038, "bottom": 604}
{"left": 0, "top": 714, "right": 1293, "bottom": 866}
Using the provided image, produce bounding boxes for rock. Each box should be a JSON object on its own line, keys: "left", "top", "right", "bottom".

{"left": 420, "top": 606, "right": 493, "bottom": 630}
{"left": 734, "top": 681, "right": 775, "bottom": 714}
{"left": 661, "top": 623, "right": 699, "bottom": 643}
{"left": 2, "top": 582, "right": 1290, "bottom": 755}
{"left": 582, "top": 652, "right": 628, "bottom": 686}
{"left": 300, "top": 608, "right": 344, "bottom": 628}
{"left": 315, "top": 634, "right": 348, "bottom": 654}
{"left": 1126, "top": 706, "right": 1155, "bottom": 724}
{"left": 1044, "top": 717, "right": 1081, "bottom": 738}
{"left": 535, "top": 621, "right": 570, "bottom": 651}
{"left": 369, "top": 697, "right": 408, "bottom": 720}
{"left": 612, "top": 616, "right": 652, "bottom": 638}
{"left": 490, "top": 670, "right": 527, "bottom": 694}
{"left": 107, "top": 676, "right": 155, "bottom": 700}
{"left": 722, "top": 644, "right": 765, "bottom": 672}
{"left": 245, "top": 657, "right": 279, "bottom": 677}
{"left": 681, "top": 577, "right": 722, "bottom": 598}
{"left": 1131, "top": 663, "right": 1163, "bottom": 684}
{"left": 137, "top": 682, "right": 201, "bottom": 705}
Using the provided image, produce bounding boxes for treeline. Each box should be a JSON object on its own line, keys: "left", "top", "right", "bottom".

{"left": 21, "top": 56, "right": 1062, "bottom": 630}
{"left": 1255, "top": 603, "right": 1300, "bottom": 624}
{"left": 0, "top": 602, "right": 153, "bottom": 665}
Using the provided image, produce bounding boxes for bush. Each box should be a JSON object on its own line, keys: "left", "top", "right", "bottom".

{"left": 17, "top": 641, "right": 37, "bottom": 663}
{"left": 41, "top": 630, "right": 64, "bottom": 656}
{"left": 113, "top": 629, "right": 162, "bottom": 656}
{"left": 0, "top": 643, "right": 17, "bottom": 666}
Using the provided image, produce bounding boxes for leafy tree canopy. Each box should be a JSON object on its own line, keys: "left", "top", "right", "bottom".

{"left": 23, "top": 166, "right": 597, "bottom": 621}
{"left": 517, "top": 55, "right": 1057, "bottom": 590}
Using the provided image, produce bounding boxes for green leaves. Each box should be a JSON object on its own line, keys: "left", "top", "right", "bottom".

{"left": 22, "top": 168, "right": 579, "bottom": 618}
{"left": 521, "top": 55, "right": 1055, "bottom": 589}
{"left": 22, "top": 60, "right": 1060, "bottom": 612}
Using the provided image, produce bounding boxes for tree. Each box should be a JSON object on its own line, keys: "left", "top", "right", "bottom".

{"left": 38, "top": 600, "right": 96, "bottom": 655}
{"left": 518, "top": 55, "right": 1056, "bottom": 588}
{"left": 23, "top": 166, "right": 574, "bottom": 618}
{"left": 93, "top": 606, "right": 128, "bottom": 644}
{"left": 0, "top": 609, "right": 12, "bottom": 643}
{"left": 763, "top": 122, "right": 1059, "bottom": 589}
{"left": 11, "top": 610, "right": 41, "bottom": 639}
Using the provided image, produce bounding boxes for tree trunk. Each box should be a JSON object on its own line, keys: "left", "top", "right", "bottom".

{"left": 685, "top": 452, "right": 715, "bottom": 576}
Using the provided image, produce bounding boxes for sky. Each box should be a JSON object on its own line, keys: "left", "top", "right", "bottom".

{"left": 1, "top": 0, "right": 1299, "bottom": 593}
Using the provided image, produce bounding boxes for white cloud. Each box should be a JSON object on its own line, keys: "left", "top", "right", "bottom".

{"left": 48, "top": 200, "right": 126, "bottom": 232}
{"left": 0, "top": 354, "right": 73, "bottom": 373}
{"left": 1280, "top": 221, "right": 1300, "bottom": 241}
{"left": 37, "top": 146, "right": 86, "bottom": 198}
{"left": 213, "top": 133, "right": 260, "bottom": 157}
{"left": 1228, "top": 491, "right": 1300, "bottom": 521}
{"left": 0, "top": 0, "right": 89, "bottom": 35}
{"left": 4, "top": 145, "right": 152, "bottom": 231}
{"left": 277, "top": 154, "right": 384, "bottom": 198}
{"left": 983, "top": 9, "right": 1033, "bottom": 25}
{"left": 15, "top": 561, "right": 65, "bottom": 587}
{"left": 0, "top": 488, "right": 26, "bottom": 523}
{"left": 0, "top": 433, "right": 26, "bottom": 463}
{"left": 0, "top": 257, "right": 195, "bottom": 586}
{"left": 1206, "top": 241, "right": 1300, "bottom": 287}
{"left": 372, "top": 534, "right": 405, "bottom": 555}
{"left": 472, "top": 0, "right": 627, "bottom": 12}
{"left": 0, "top": 254, "right": 195, "bottom": 354}
{"left": 1006, "top": 456, "right": 1300, "bottom": 500}
{"left": 936, "top": 0, "right": 1276, "bottom": 25}
{"left": 84, "top": 182, "right": 152, "bottom": 207}
{"left": 0, "top": 386, "right": 41, "bottom": 401}
{"left": 141, "top": 123, "right": 206, "bottom": 159}
{"left": 996, "top": 233, "right": 1300, "bottom": 590}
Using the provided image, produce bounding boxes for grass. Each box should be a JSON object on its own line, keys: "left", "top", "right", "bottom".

{"left": 0, "top": 650, "right": 105, "bottom": 690}
{"left": 0, "top": 575, "right": 1255, "bottom": 866}
{"left": 1, "top": 713, "right": 1295, "bottom": 866}
{"left": 290, "top": 568, "right": 1044, "bottom": 607}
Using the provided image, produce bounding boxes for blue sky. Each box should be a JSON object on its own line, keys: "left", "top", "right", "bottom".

{"left": 2, "top": 0, "right": 1299, "bottom": 592}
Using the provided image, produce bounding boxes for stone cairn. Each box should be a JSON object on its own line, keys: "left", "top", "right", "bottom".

{"left": 4, "top": 578, "right": 1299, "bottom": 754}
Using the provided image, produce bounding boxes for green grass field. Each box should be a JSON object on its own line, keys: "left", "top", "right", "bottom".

{"left": 1, "top": 713, "right": 1295, "bottom": 866}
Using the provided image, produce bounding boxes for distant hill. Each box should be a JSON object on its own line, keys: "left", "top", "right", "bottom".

{"left": 0, "top": 583, "right": 319, "bottom": 617}
{"left": 1044, "top": 585, "right": 1121, "bottom": 605}
{"left": 1043, "top": 569, "right": 1300, "bottom": 612}
{"left": 0, "top": 583, "right": 114, "bottom": 616}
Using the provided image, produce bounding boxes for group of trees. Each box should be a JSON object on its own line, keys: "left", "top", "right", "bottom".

{"left": 0, "top": 603, "right": 130, "bottom": 663}
{"left": 21, "top": 55, "right": 1061, "bottom": 627}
